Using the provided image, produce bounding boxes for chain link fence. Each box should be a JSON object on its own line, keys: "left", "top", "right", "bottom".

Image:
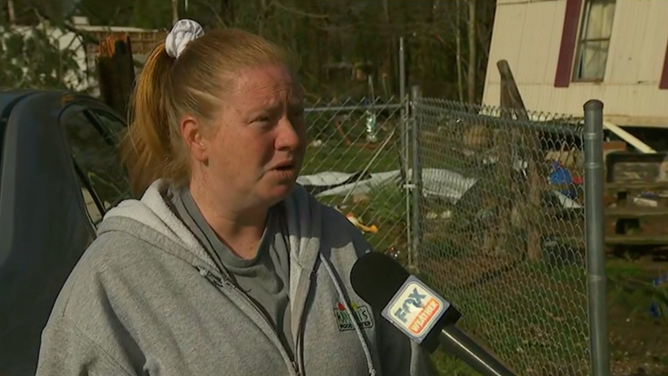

{"left": 299, "top": 97, "right": 412, "bottom": 258}
{"left": 300, "top": 95, "right": 594, "bottom": 375}
{"left": 413, "top": 97, "right": 590, "bottom": 376}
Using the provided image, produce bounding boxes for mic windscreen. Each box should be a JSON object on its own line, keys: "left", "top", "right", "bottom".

{"left": 350, "top": 251, "right": 410, "bottom": 311}
{"left": 351, "top": 251, "right": 460, "bottom": 350}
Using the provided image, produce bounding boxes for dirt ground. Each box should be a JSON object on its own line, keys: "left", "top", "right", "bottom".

{"left": 608, "top": 256, "right": 668, "bottom": 376}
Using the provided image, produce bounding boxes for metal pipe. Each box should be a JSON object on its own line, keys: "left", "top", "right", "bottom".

{"left": 410, "top": 85, "right": 423, "bottom": 273}
{"left": 399, "top": 37, "right": 412, "bottom": 269}
{"left": 304, "top": 104, "right": 403, "bottom": 113}
{"left": 583, "top": 99, "right": 610, "bottom": 376}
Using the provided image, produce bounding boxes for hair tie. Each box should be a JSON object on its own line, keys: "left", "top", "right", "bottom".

{"left": 165, "top": 19, "right": 205, "bottom": 59}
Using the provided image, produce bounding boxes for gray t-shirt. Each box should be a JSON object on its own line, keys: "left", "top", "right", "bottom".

{"left": 168, "top": 186, "right": 294, "bottom": 360}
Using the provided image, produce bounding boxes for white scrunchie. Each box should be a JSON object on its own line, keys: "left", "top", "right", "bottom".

{"left": 165, "top": 19, "right": 205, "bottom": 59}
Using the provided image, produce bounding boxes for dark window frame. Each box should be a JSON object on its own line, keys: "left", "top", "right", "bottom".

{"left": 572, "top": 0, "right": 617, "bottom": 83}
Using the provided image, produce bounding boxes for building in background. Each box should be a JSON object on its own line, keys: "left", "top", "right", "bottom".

{"left": 75, "top": 16, "right": 166, "bottom": 95}
{"left": 482, "top": 0, "right": 668, "bottom": 149}
{"left": 2, "top": 16, "right": 165, "bottom": 94}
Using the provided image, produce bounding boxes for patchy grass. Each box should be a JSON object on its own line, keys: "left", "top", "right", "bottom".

{"left": 429, "top": 352, "right": 478, "bottom": 376}
{"left": 302, "top": 143, "right": 399, "bottom": 175}
{"left": 354, "top": 182, "right": 409, "bottom": 253}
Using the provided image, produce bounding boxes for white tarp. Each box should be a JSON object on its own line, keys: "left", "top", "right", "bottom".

{"left": 297, "top": 168, "right": 582, "bottom": 209}
{"left": 297, "top": 168, "right": 477, "bottom": 204}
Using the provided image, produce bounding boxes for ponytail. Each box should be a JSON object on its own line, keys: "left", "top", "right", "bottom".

{"left": 121, "top": 42, "right": 177, "bottom": 196}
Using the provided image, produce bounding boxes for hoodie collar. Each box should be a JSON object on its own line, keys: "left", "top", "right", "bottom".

{"left": 98, "top": 180, "right": 219, "bottom": 272}
{"left": 98, "top": 179, "right": 323, "bottom": 277}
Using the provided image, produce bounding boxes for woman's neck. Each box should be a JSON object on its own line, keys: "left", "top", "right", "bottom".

{"left": 189, "top": 182, "right": 268, "bottom": 260}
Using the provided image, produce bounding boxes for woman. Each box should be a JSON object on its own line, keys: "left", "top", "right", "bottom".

{"left": 36, "top": 20, "right": 430, "bottom": 376}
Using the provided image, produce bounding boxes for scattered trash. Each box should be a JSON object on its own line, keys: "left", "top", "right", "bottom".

{"left": 346, "top": 212, "right": 378, "bottom": 234}
{"left": 649, "top": 272, "right": 667, "bottom": 318}
{"left": 386, "top": 246, "right": 402, "bottom": 260}
{"left": 426, "top": 210, "right": 452, "bottom": 220}
{"left": 299, "top": 168, "right": 582, "bottom": 211}
{"left": 298, "top": 168, "right": 478, "bottom": 205}
{"left": 548, "top": 160, "right": 579, "bottom": 200}
{"left": 309, "top": 139, "right": 323, "bottom": 148}
{"left": 633, "top": 192, "right": 660, "bottom": 208}
{"left": 364, "top": 108, "right": 378, "bottom": 143}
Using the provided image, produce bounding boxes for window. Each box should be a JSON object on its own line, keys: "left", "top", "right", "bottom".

{"left": 573, "top": 0, "right": 616, "bottom": 82}
{"left": 87, "top": 109, "right": 127, "bottom": 145}
{"left": 61, "top": 108, "right": 131, "bottom": 223}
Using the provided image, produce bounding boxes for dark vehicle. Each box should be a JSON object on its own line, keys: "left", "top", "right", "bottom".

{"left": 0, "top": 90, "right": 132, "bottom": 376}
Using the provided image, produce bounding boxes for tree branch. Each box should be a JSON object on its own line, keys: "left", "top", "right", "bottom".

{"left": 270, "top": 1, "right": 329, "bottom": 19}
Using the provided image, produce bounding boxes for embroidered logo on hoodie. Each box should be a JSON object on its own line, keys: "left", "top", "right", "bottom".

{"left": 334, "top": 301, "right": 374, "bottom": 331}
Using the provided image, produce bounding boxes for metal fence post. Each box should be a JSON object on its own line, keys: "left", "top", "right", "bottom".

{"left": 583, "top": 99, "right": 610, "bottom": 376}
{"left": 410, "top": 85, "right": 423, "bottom": 273}
{"left": 399, "top": 37, "right": 412, "bottom": 267}
{"left": 399, "top": 37, "right": 406, "bottom": 101}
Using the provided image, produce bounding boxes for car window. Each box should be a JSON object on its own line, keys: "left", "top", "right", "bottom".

{"left": 89, "top": 109, "right": 126, "bottom": 145}
{"left": 61, "top": 109, "right": 131, "bottom": 218}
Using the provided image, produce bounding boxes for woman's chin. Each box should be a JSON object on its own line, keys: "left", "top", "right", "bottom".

{"left": 262, "top": 181, "right": 297, "bottom": 204}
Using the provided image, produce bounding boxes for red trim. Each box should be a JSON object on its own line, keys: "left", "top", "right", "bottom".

{"left": 660, "top": 35, "right": 668, "bottom": 89}
{"left": 554, "top": 0, "right": 583, "bottom": 88}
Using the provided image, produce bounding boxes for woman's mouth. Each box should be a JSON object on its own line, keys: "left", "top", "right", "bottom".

{"left": 274, "top": 164, "right": 293, "bottom": 171}
{"left": 270, "top": 162, "right": 298, "bottom": 180}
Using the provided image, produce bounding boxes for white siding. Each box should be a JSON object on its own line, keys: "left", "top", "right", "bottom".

{"left": 483, "top": 0, "right": 668, "bottom": 127}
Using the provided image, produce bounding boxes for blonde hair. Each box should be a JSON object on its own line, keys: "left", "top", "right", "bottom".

{"left": 122, "top": 28, "right": 290, "bottom": 196}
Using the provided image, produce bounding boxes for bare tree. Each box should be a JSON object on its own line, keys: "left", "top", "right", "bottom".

{"left": 220, "top": 0, "right": 234, "bottom": 26}
{"left": 257, "top": 0, "right": 268, "bottom": 36}
{"left": 467, "top": 0, "right": 476, "bottom": 103}
{"left": 172, "top": 0, "right": 179, "bottom": 24}
{"left": 7, "top": 0, "right": 16, "bottom": 24}
{"left": 455, "top": 0, "right": 464, "bottom": 102}
{"left": 380, "top": 0, "right": 394, "bottom": 97}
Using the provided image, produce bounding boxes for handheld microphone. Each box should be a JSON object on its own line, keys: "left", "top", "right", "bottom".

{"left": 350, "top": 251, "right": 517, "bottom": 376}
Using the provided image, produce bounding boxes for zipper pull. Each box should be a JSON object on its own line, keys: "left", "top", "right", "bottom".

{"left": 196, "top": 266, "right": 224, "bottom": 288}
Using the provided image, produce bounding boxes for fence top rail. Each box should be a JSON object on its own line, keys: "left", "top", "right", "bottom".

{"left": 302, "top": 95, "right": 586, "bottom": 137}
{"left": 414, "top": 98, "right": 585, "bottom": 136}
{"left": 304, "top": 95, "right": 405, "bottom": 110}
{"left": 304, "top": 103, "right": 403, "bottom": 113}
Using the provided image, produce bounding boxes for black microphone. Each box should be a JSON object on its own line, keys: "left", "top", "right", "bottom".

{"left": 350, "top": 251, "right": 517, "bottom": 376}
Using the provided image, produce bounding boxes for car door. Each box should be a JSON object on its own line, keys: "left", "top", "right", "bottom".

{"left": 0, "top": 92, "right": 104, "bottom": 376}
{"left": 0, "top": 92, "right": 133, "bottom": 376}
{"left": 59, "top": 103, "right": 132, "bottom": 226}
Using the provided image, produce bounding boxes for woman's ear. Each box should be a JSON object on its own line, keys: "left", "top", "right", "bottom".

{"left": 180, "top": 115, "right": 208, "bottom": 162}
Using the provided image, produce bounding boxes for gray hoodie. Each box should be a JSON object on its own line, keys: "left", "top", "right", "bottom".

{"left": 36, "top": 180, "right": 431, "bottom": 376}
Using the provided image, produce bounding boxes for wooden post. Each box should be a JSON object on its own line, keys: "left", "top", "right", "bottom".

{"left": 97, "top": 35, "right": 136, "bottom": 118}
{"left": 497, "top": 60, "right": 544, "bottom": 261}
{"left": 494, "top": 69, "right": 514, "bottom": 255}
